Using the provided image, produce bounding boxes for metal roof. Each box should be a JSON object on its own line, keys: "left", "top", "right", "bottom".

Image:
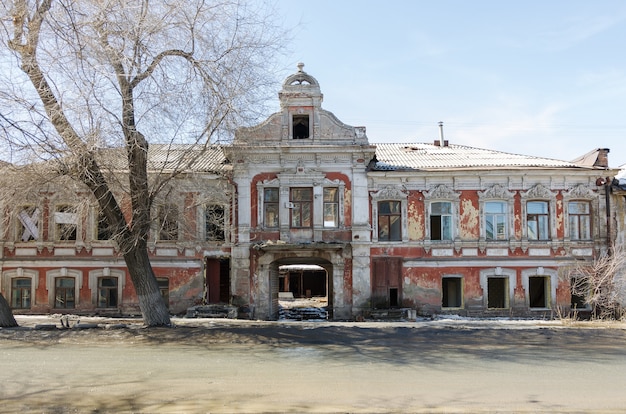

{"left": 96, "top": 144, "right": 229, "bottom": 173}
{"left": 372, "top": 143, "right": 589, "bottom": 171}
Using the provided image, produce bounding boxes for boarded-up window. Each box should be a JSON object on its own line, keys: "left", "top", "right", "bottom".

{"left": 17, "top": 206, "right": 39, "bottom": 242}
{"left": 55, "top": 205, "right": 77, "bottom": 241}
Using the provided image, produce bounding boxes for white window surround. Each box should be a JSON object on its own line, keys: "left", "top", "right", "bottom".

{"left": 370, "top": 186, "right": 408, "bottom": 242}
{"left": 256, "top": 175, "right": 345, "bottom": 230}
{"left": 88, "top": 268, "right": 125, "bottom": 308}
{"left": 479, "top": 267, "right": 516, "bottom": 309}
{"left": 46, "top": 268, "right": 82, "bottom": 307}
{"left": 562, "top": 184, "right": 598, "bottom": 242}
{"left": 520, "top": 184, "right": 556, "bottom": 242}
{"left": 423, "top": 184, "right": 460, "bottom": 243}
{"left": 1, "top": 268, "right": 38, "bottom": 305}
{"left": 521, "top": 267, "right": 558, "bottom": 309}
{"left": 478, "top": 184, "right": 515, "bottom": 242}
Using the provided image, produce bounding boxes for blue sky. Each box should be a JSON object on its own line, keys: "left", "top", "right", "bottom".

{"left": 273, "top": 0, "right": 626, "bottom": 168}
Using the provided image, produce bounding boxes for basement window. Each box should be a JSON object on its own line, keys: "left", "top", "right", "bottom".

{"left": 292, "top": 115, "right": 310, "bottom": 139}
{"left": 487, "top": 277, "right": 508, "bottom": 309}
{"left": 442, "top": 277, "right": 463, "bottom": 308}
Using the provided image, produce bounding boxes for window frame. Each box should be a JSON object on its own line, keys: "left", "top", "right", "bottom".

{"left": 441, "top": 276, "right": 463, "bottom": 309}
{"left": 370, "top": 187, "right": 408, "bottom": 243}
{"left": 377, "top": 200, "right": 402, "bottom": 241}
{"left": 521, "top": 184, "right": 556, "bottom": 243}
{"left": 54, "top": 277, "right": 76, "bottom": 309}
{"left": 322, "top": 187, "right": 339, "bottom": 228}
{"left": 97, "top": 276, "right": 119, "bottom": 308}
{"left": 568, "top": 201, "right": 591, "bottom": 241}
{"left": 526, "top": 200, "right": 550, "bottom": 241}
{"left": 262, "top": 187, "right": 280, "bottom": 229}
{"left": 205, "top": 204, "right": 226, "bottom": 242}
{"left": 16, "top": 205, "right": 40, "bottom": 242}
{"left": 11, "top": 277, "right": 32, "bottom": 309}
{"left": 157, "top": 203, "right": 179, "bottom": 241}
{"left": 289, "top": 187, "right": 313, "bottom": 228}
{"left": 54, "top": 204, "right": 78, "bottom": 242}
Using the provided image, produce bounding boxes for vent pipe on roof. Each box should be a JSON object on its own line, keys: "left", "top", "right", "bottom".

{"left": 435, "top": 121, "right": 448, "bottom": 147}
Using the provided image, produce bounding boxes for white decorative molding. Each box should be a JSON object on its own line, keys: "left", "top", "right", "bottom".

{"left": 528, "top": 248, "right": 551, "bottom": 256}
{"left": 424, "top": 184, "right": 459, "bottom": 200}
{"left": 564, "top": 184, "right": 595, "bottom": 199}
{"left": 371, "top": 186, "right": 407, "bottom": 200}
{"left": 479, "top": 184, "right": 514, "bottom": 200}
{"left": 432, "top": 248, "right": 454, "bottom": 257}
{"left": 522, "top": 183, "right": 553, "bottom": 199}
{"left": 486, "top": 248, "right": 509, "bottom": 256}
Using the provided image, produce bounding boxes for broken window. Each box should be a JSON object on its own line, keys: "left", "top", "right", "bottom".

{"left": 205, "top": 204, "right": 225, "bottom": 241}
{"left": 569, "top": 201, "right": 591, "bottom": 240}
{"left": 529, "top": 276, "right": 550, "bottom": 308}
{"left": 378, "top": 201, "right": 401, "bottom": 241}
{"left": 97, "top": 210, "right": 113, "bottom": 241}
{"left": 485, "top": 201, "right": 507, "bottom": 240}
{"left": 55, "top": 205, "right": 77, "bottom": 241}
{"left": 11, "top": 278, "right": 31, "bottom": 309}
{"left": 487, "top": 277, "right": 508, "bottom": 309}
{"left": 527, "top": 201, "right": 549, "bottom": 240}
{"left": 323, "top": 188, "right": 339, "bottom": 228}
{"left": 570, "top": 276, "right": 589, "bottom": 310}
{"left": 17, "top": 206, "right": 39, "bottom": 242}
{"left": 55, "top": 277, "right": 75, "bottom": 309}
{"left": 430, "top": 201, "right": 452, "bottom": 241}
{"left": 157, "top": 278, "right": 169, "bottom": 308}
{"left": 442, "top": 277, "right": 463, "bottom": 308}
{"left": 98, "top": 277, "right": 118, "bottom": 308}
{"left": 263, "top": 188, "right": 279, "bottom": 228}
{"left": 158, "top": 204, "right": 178, "bottom": 241}
{"left": 292, "top": 114, "right": 310, "bottom": 139}
{"left": 290, "top": 188, "right": 312, "bottom": 228}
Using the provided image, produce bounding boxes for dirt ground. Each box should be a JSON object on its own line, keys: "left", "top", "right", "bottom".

{"left": 2, "top": 315, "right": 626, "bottom": 413}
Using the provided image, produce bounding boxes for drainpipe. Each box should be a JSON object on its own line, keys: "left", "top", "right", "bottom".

{"left": 597, "top": 177, "right": 612, "bottom": 256}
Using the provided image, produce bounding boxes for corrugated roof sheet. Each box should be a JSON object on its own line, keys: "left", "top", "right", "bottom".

{"left": 96, "top": 144, "right": 229, "bottom": 173}
{"left": 372, "top": 143, "right": 588, "bottom": 171}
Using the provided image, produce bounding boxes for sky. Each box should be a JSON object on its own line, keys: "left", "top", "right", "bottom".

{"left": 272, "top": 0, "right": 626, "bottom": 168}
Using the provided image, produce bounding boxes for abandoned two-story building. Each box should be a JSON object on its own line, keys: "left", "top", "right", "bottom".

{"left": 0, "top": 64, "right": 619, "bottom": 320}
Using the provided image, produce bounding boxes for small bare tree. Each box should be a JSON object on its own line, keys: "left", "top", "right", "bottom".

{"left": 0, "top": 0, "right": 285, "bottom": 326}
{"left": 568, "top": 244, "right": 626, "bottom": 320}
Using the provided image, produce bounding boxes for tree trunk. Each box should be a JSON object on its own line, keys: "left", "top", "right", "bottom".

{"left": 0, "top": 293, "right": 18, "bottom": 328}
{"left": 123, "top": 242, "right": 171, "bottom": 327}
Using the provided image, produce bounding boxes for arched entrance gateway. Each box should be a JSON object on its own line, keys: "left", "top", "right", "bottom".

{"left": 253, "top": 243, "right": 349, "bottom": 320}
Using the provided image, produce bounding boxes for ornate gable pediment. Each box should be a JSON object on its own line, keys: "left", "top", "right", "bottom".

{"left": 479, "top": 184, "right": 514, "bottom": 200}
{"left": 564, "top": 184, "right": 595, "bottom": 199}
{"left": 371, "top": 186, "right": 407, "bottom": 200}
{"left": 522, "top": 183, "right": 553, "bottom": 199}
{"left": 424, "top": 184, "right": 459, "bottom": 200}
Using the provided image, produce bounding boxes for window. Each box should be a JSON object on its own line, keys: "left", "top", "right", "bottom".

{"left": 158, "top": 204, "right": 178, "bottom": 241}
{"left": 430, "top": 201, "right": 452, "bottom": 241}
{"left": 97, "top": 210, "right": 113, "bottom": 241}
{"left": 55, "top": 205, "right": 77, "bottom": 241}
{"left": 485, "top": 201, "right": 507, "bottom": 240}
{"left": 529, "top": 276, "right": 549, "bottom": 308}
{"left": 377, "top": 201, "right": 401, "bottom": 241}
{"left": 55, "top": 277, "right": 75, "bottom": 309}
{"left": 290, "top": 188, "right": 312, "bottom": 228}
{"left": 263, "top": 188, "right": 279, "bottom": 228}
{"left": 487, "top": 277, "right": 508, "bottom": 309}
{"left": 205, "top": 205, "right": 225, "bottom": 241}
{"left": 570, "top": 276, "right": 588, "bottom": 310}
{"left": 98, "top": 277, "right": 118, "bottom": 308}
{"left": 527, "top": 201, "right": 549, "bottom": 240}
{"left": 292, "top": 115, "right": 309, "bottom": 139}
{"left": 569, "top": 201, "right": 591, "bottom": 240}
{"left": 323, "top": 188, "right": 339, "bottom": 228}
{"left": 157, "top": 278, "right": 169, "bottom": 308}
{"left": 17, "top": 206, "right": 39, "bottom": 242}
{"left": 442, "top": 277, "right": 463, "bottom": 308}
{"left": 11, "top": 278, "right": 31, "bottom": 309}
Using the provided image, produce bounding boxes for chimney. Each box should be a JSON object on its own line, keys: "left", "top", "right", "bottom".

{"left": 434, "top": 121, "right": 449, "bottom": 147}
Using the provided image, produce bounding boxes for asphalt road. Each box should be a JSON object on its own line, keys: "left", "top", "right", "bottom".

{"left": 1, "top": 316, "right": 626, "bottom": 413}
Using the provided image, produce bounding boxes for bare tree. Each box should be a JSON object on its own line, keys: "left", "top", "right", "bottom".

{"left": 568, "top": 244, "right": 626, "bottom": 320}
{"left": 0, "top": 0, "right": 285, "bottom": 326}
